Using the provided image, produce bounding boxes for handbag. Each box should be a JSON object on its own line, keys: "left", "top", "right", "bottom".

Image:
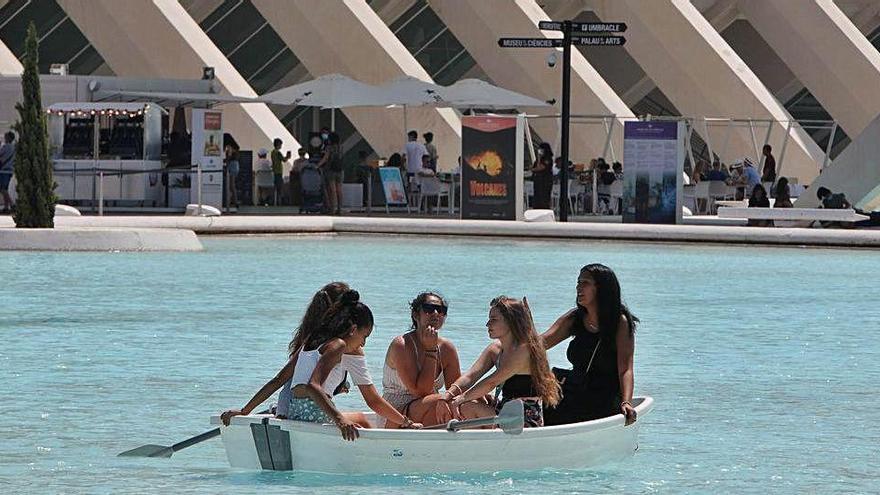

{"left": 553, "top": 340, "right": 601, "bottom": 395}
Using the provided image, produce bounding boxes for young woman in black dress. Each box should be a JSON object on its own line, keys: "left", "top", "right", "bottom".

{"left": 540, "top": 264, "right": 638, "bottom": 426}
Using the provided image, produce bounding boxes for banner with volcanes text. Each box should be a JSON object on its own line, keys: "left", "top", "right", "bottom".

{"left": 461, "top": 116, "right": 518, "bottom": 220}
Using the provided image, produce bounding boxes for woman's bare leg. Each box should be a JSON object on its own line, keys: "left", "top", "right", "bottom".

{"left": 342, "top": 411, "right": 371, "bottom": 428}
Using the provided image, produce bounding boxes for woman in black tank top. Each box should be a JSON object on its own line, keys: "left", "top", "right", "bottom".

{"left": 540, "top": 264, "right": 638, "bottom": 426}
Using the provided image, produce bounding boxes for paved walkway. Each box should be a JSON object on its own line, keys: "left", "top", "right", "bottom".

{"left": 2, "top": 215, "right": 878, "bottom": 248}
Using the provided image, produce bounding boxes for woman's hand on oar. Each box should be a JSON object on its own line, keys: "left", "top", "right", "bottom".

{"left": 118, "top": 408, "right": 270, "bottom": 458}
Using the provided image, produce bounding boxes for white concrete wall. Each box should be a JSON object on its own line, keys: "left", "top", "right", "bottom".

{"left": 252, "top": 0, "right": 461, "bottom": 168}
{"left": 738, "top": 0, "right": 880, "bottom": 139}
{"left": 0, "top": 39, "right": 22, "bottom": 76}
{"left": 795, "top": 114, "right": 880, "bottom": 208}
{"left": 56, "top": 0, "right": 299, "bottom": 155}
{"left": 588, "top": 0, "right": 826, "bottom": 185}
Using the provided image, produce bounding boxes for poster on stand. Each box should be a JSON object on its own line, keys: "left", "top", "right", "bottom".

{"left": 461, "top": 116, "right": 518, "bottom": 220}
{"left": 190, "top": 109, "right": 224, "bottom": 207}
{"left": 621, "top": 121, "right": 684, "bottom": 224}
{"left": 378, "top": 167, "right": 408, "bottom": 207}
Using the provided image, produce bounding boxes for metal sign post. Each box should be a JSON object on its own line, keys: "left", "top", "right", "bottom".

{"left": 499, "top": 21, "right": 626, "bottom": 221}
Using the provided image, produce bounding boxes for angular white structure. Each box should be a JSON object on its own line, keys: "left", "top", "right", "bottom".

{"left": 56, "top": 0, "right": 298, "bottom": 154}
{"left": 588, "top": 0, "right": 826, "bottom": 184}
{"left": 738, "top": 0, "right": 880, "bottom": 138}
{"left": 0, "top": 39, "right": 22, "bottom": 76}
{"left": 252, "top": 0, "right": 461, "bottom": 167}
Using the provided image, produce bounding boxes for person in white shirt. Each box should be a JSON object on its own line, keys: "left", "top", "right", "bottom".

{"left": 403, "top": 130, "right": 428, "bottom": 178}
{"left": 287, "top": 290, "right": 423, "bottom": 440}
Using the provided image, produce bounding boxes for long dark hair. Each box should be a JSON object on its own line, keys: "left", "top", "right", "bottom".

{"left": 490, "top": 296, "right": 560, "bottom": 407}
{"left": 288, "top": 281, "right": 350, "bottom": 357}
{"left": 308, "top": 289, "right": 374, "bottom": 349}
{"left": 409, "top": 291, "right": 448, "bottom": 331}
{"left": 578, "top": 264, "right": 638, "bottom": 341}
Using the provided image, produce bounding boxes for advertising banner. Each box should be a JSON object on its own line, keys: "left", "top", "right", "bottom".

{"left": 461, "top": 116, "right": 518, "bottom": 220}
{"left": 190, "top": 108, "right": 223, "bottom": 207}
{"left": 378, "top": 166, "right": 408, "bottom": 207}
{"left": 622, "top": 121, "right": 684, "bottom": 224}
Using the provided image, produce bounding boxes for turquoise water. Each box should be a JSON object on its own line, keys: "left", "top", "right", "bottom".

{"left": 2, "top": 234, "right": 879, "bottom": 494}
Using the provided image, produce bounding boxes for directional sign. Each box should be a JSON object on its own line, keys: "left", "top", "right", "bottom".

{"left": 497, "top": 37, "right": 563, "bottom": 48}
{"left": 571, "top": 35, "right": 626, "bottom": 46}
{"left": 538, "top": 21, "right": 563, "bottom": 31}
{"left": 575, "top": 22, "right": 627, "bottom": 33}
{"left": 538, "top": 21, "right": 627, "bottom": 33}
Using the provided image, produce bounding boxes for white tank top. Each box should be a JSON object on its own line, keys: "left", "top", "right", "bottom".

{"left": 290, "top": 348, "right": 373, "bottom": 397}
{"left": 382, "top": 334, "right": 444, "bottom": 410}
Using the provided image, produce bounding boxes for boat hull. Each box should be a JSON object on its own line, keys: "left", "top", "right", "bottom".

{"left": 211, "top": 396, "right": 653, "bottom": 474}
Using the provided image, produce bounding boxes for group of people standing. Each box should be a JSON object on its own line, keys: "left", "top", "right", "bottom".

{"left": 221, "top": 264, "right": 638, "bottom": 440}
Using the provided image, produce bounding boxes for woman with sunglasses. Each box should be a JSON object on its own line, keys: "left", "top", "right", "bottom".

{"left": 381, "top": 292, "right": 462, "bottom": 427}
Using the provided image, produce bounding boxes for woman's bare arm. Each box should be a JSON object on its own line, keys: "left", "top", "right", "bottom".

{"left": 540, "top": 308, "right": 578, "bottom": 350}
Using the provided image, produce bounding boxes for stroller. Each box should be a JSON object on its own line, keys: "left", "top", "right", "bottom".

{"left": 299, "top": 161, "right": 324, "bottom": 213}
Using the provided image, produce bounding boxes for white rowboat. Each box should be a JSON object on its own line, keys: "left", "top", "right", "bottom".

{"left": 209, "top": 396, "right": 654, "bottom": 474}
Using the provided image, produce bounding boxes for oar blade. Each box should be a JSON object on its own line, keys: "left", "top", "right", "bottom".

{"left": 117, "top": 444, "right": 174, "bottom": 458}
{"left": 497, "top": 399, "right": 524, "bottom": 435}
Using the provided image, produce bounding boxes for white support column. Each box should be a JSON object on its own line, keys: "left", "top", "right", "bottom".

{"left": 57, "top": 0, "right": 298, "bottom": 155}
{"left": 588, "top": 0, "right": 825, "bottom": 185}
{"left": 252, "top": 0, "right": 461, "bottom": 170}
{"left": 738, "top": 0, "right": 880, "bottom": 138}
{"left": 430, "top": 0, "right": 634, "bottom": 162}
{"left": 0, "top": 39, "right": 22, "bottom": 75}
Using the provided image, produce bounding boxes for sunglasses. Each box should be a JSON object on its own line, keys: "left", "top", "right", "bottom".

{"left": 421, "top": 303, "right": 448, "bottom": 315}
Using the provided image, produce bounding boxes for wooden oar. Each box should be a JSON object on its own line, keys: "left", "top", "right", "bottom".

{"left": 117, "top": 409, "right": 271, "bottom": 458}
{"left": 426, "top": 399, "right": 524, "bottom": 434}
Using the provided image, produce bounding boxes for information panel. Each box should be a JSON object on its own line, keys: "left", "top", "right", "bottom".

{"left": 621, "top": 121, "right": 684, "bottom": 224}
{"left": 461, "top": 116, "right": 518, "bottom": 220}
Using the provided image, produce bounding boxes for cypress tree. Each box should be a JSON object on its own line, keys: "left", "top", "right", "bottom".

{"left": 13, "top": 22, "right": 56, "bottom": 228}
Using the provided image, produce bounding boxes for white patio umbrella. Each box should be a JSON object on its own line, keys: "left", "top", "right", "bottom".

{"left": 376, "top": 75, "right": 451, "bottom": 133}
{"left": 443, "top": 79, "right": 550, "bottom": 109}
{"left": 262, "top": 73, "right": 388, "bottom": 130}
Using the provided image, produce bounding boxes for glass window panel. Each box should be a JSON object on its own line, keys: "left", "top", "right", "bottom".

{"left": 249, "top": 48, "right": 298, "bottom": 95}
{"left": 37, "top": 19, "right": 88, "bottom": 72}
{"left": 205, "top": 0, "right": 264, "bottom": 54}
{"left": 199, "top": 0, "right": 240, "bottom": 31}
{"left": 227, "top": 25, "right": 285, "bottom": 78}
{"left": 388, "top": 0, "right": 426, "bottom": 32}
{"left": 0, "top": 0, "right": 66, "bottom": 55}
{"left": 69, "top": 46, "right": 106, "bottom": 75}
{"left": 433, "top": 52, "right": 475, "bottom": 86}
{"left": 396, "top": 5, "right": 444, "bottom": 53}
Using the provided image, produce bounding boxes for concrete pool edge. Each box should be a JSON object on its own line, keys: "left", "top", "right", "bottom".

{"left": 2, "top": 215, "right": 878, "bottom": 249}
{"left": 0, "top": 227, "right": 203, "bottom": 252}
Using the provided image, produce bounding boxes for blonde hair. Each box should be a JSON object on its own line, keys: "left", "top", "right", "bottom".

{"left": 490, "top": 296, "right": 560, "bottom": 407}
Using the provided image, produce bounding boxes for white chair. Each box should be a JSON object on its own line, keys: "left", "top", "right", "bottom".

{"left": 707, "top": 180, "right": 729, "bottom": 213}
{"left": 254, "top": 169, "right": 276, "bottom": 206}
{"left": 608, "top": 181, "right": 623, "bottom": 214}
{"left": 416, "top": 175, "right": 444, "bottom": 214}
{"left": 694, "top": 181, "right": 710, "bottom": 214}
